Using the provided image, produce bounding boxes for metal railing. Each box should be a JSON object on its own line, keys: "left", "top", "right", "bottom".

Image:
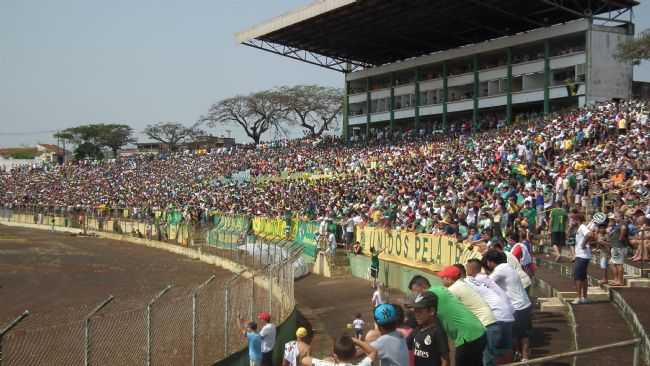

{"left": 503, "top": 338, "right": 642, "bottom": 366}
{"left": 0, "top": 208, "right": 297, "bottom": 366}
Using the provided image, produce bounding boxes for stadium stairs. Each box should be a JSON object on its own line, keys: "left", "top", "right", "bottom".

{"left": 534, "top": 251, "right": 650, "bottom": 365}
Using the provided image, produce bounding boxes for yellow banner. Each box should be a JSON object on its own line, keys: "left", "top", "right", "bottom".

{"left": 251, "top": 217, "right": 298, "bottom": 240}
{"left": 355, "top": 226, "right": 482, "bottom": 271}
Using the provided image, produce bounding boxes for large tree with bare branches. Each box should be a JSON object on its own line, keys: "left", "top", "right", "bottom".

{"left": 279, "top": 85, "right": 344, "bottom": 137}
{"left": 201, "top": 90, "right": 288, "bottom": 145}
{"left": 143, "top": 122, "right": 204, "bottom": 152}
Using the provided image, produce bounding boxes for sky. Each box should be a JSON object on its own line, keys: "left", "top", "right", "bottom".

{"left": 1, "top": 0, "right": 649, "bottom": 147}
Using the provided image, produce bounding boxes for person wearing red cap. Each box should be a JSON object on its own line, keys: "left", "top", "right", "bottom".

{"left": 257, "top": 311, "right": 277, "bottom": 366}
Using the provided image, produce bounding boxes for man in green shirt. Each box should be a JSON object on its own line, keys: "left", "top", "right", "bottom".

{"left": 520, "top": 200, "right": 537, "bottom": 233}
{"left": 549, "top": 201, "right": 568, "bottom": 261}
{"left": 408, "top": 275, "right": 486, "bottom": 366}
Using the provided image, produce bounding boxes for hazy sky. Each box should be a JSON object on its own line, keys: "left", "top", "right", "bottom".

{"left": 2, "top": 0, "right": 649, "bottom": 147}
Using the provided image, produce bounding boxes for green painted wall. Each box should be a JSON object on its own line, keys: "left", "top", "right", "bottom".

{"left": 347, "top": 254, "right": 441, "bottom": 295}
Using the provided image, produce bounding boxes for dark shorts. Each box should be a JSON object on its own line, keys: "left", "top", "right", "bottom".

{"left": 261, "top": 351, "right": 273, "bottom": 366}
{"left": 513, "top": 306, "right": 533, "bottom": 340}
{"left": 551, "top": 231, "right": 566, "bottom": 246}
{"left": 456, "top": 334, "right": 486, "bottom": 366}
{"left": 370, "top": 266, "right": 378, "bottom": 278}
{"left": 574, "top": 257, "right": 590, "bottom": 281}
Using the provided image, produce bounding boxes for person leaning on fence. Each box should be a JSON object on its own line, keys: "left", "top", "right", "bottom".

{"left": 257, "top": 311, "right": 277, "bottom": 366}
{"left": 238, "top": 317, "right": 263, "bottom": 366}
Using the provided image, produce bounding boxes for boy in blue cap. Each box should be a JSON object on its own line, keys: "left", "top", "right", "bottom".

{"left": 369, "top": 303, "right": 409, "bottom": 366}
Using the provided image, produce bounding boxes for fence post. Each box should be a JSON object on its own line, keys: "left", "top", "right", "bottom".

{"left": 0, "top": 310, "right": 30, "bottom": 366}
{"left": 633, "top": 339, "right": 640, "bottom": 366}
{"left": 84, "top": 295, "right": 114, "bottom": 366}
{"left": 224, "top": 285, "right": 230, "bottom": 357}
{"left": 268, "top": 265, "right": 273, "bottom": 315}
{"left": 146, "top": 285, "right": 172, "bottom": 366}
{"left": 192, "top": 275, "right": 215, "bottom": 366}
{"left": 250, "top": 273, "right": 255, "bottom": 321}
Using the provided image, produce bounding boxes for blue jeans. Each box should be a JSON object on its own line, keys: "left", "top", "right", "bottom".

{"left": 484, "top": 322, "right": 513, "bottom": 366}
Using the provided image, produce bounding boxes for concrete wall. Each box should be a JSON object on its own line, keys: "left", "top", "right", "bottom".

{"left": 588, "top": 25, "right": 634, "bottom": 103}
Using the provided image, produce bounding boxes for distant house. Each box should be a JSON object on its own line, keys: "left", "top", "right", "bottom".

{"left": 0, "top": 144, "right": 69, "bottom": 170}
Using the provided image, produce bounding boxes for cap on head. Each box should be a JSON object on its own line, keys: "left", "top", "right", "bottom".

{"left": 592, "top": 212, "right": 607, "bottom": 225}
{"left": 257, "top": 311, "right": 271, "bottom": 322}
{"left": 296, "top": 327, "right": 308, "bottom": 338}
{"left": 437, "top": 266, "right": 461, "bottom": 280}
{"left": 373, "top": 304, "right": 398, "bottom": 325}
{"left": 407, "top": 291, "right": 438, "bottom": 309}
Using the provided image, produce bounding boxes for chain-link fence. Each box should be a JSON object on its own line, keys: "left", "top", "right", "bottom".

{"left": 0, "top": 207, "right": 297, "bottom": 366}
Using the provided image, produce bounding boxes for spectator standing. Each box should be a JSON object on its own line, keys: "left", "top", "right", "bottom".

{"left": 573, "top": 213, "right": 607, "bottom": 304}
{"left": 352, "top": 313, "right": 365, "bottom": 339}
{"left": 607, "top": 211, "right": 627, "bottom": 286}
{"left": 549, "top": 201, "right": 569, "bottom": 261}
{"left": 369, "top": 304, "right": 409, "bottom": 366}
{"left": 283, "top": 327, "right": 310, "bottom": 366}
{"left": 405, "top": 291, "right": 450, "bottom": 366}
{"left": 238, "top": 319, "right": 263, "bottom": 366}
{"left": 407, "top": 276, "right": 486, "bottom": 366}
{"left": 258, "top": 312, "right": 277, "bottom": 366}
{"left": 372, "top": 283, "right": 386, "bottom": 307}
{"left": 301, "top": 335, "right": 377, "bottom": 366}
{"left": 484, "top": 250, "right": 532, "bottom": 363}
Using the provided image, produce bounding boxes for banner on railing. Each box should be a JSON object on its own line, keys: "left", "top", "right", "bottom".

{"left": 251, "top": 217, "right": 297, "bottom": 240}
{"left": 355, "top": 226, "right": 482, "bottom": 271}
{"left": 294, "top": 221, "right": 319, "bottom": 258}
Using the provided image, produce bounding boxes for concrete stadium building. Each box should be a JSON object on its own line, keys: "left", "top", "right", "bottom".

{"left": 237, "top": 0, "right": 638, "bottom": 140}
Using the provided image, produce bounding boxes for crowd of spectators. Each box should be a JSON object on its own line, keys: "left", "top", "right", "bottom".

{"left": 2, "top": 100, "right": 648, "bottom": 247}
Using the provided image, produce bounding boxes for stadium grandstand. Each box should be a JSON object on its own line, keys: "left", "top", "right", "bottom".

{"left": 237, "top": 0, "right": 638, "bottom": 141}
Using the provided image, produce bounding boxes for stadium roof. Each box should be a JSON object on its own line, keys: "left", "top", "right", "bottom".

{"left": 236, "top": 0, "right": 638, "bottom": 72}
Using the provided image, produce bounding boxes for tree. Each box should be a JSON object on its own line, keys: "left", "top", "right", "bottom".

{"left": 201, "top": 90, "right": 288, "bottom": 145}
{"left": 143, "top": 122, "right": 205, "bottom": 152}
{"left": 280, "top": 85, "right": 344, "bottom": 137}
{"left": 615, "top": 29, "right": 650, "bottom": 65}
{"left": 54, "top": 123, "right": 134, "bottom": 159}
{"left": 74, "top": 142, "right": 104, "bottom": 160}
{"left": 97, "top": 124, "right": 135, "bottom": 158}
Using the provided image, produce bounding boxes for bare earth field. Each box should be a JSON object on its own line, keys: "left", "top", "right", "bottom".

{"left": 0, "top": 225, "right": 234, "bottom": 366}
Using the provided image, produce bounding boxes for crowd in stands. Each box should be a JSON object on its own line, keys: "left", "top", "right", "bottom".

{"left": 2, "top": 99, "right": 650, "bottom": 365}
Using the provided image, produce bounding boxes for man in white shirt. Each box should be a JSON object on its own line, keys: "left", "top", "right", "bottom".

{"left": 465, "top": 259, "right": 516, "bottom": 366}
{"left": 257, "top": 312, "right": 277, "bottom": 366}
{"left": 438, "top": 265, "right": 499, "bottom": 366}
{"left": 572, "top": 213, "right": 607, "bottom": 304}
{"left": 485, "top": 250, "right": 532, "bottom": 363}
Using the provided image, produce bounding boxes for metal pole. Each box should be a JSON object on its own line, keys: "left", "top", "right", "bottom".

{"left": 0, "top": 310, "right": 30, "bottom": 366}
{"left": 268, "top": 265, "right": 273, "bottom": 315}
{"left": 84, "top": 295, "right": 114, "bottom": 366}
{"left": 147, "top": 285, "right": 172, "bottom": 366}
{"left": 502, "top": 338, "right": 641, "bottom": 366}
{"left": 192, "top": 275, "right": 215, "bottom": 366}
{"left": 250, "top": 274, "right": 255, "bottom": 321}
{"left": 224, "top": 286, "right": 230, "bottom": 357}
{"left": 633, "top": 340, "right": 640, "bottom": 366}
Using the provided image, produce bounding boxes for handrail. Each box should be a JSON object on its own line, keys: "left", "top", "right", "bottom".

{"left": 503, "top": 338, "right": 641, "bottom": 366}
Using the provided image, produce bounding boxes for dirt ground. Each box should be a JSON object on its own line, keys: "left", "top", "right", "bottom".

{"left": 0, "top": 225, "right": 235, "bottom": 366}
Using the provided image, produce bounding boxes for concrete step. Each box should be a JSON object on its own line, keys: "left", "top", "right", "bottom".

{"left": 586, "top": 287, "right": 610, "bottom": 302}
{"left": 558, "top": 291, "right": 578, "bottom": 302}
{"left": 627, "top": 278, "right": 650, "bottom": 288}
{"left": 538, "top": 297, "right": 567, "bottom": 313}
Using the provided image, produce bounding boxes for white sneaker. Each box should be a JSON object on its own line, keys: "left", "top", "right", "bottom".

{"left": 572, "top": 298, "right": 584, "bottom": 305}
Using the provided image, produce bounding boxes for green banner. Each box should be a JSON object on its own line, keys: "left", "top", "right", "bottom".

{"left": 295, "top": 221, "right": 320, "bottom": 258}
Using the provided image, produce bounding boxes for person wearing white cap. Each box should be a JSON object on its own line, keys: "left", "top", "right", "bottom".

{"left": 572, "top": 212, "right": 608, "bottom": 304}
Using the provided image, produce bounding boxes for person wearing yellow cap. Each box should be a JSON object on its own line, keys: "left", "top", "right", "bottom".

{"left": 283, "top": 327, "right": 311, "bottom": 366}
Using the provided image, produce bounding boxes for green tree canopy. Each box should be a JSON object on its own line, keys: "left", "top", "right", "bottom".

{"left": 615, "top": 30, "right": 650, "bottom": 65}
{"left": 54, "top": 123, "right": 134, "bottom": 159}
